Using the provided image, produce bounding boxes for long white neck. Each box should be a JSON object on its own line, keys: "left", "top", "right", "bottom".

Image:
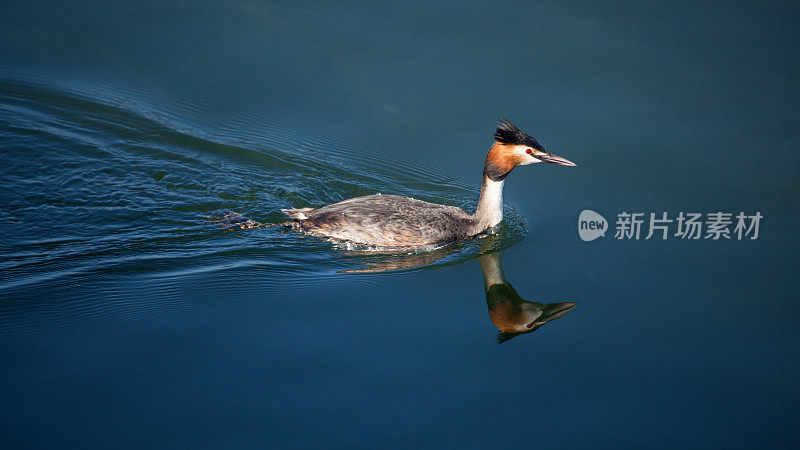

{"left": 471, "top": 175, "right": 504, "bottom": 233}
{"left": 478, "top": 253, "right": 506, "bottom": 289}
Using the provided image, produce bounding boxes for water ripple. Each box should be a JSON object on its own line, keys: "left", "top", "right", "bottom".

{"left": 0, "top": 75, "right": 528, "bottom": 338}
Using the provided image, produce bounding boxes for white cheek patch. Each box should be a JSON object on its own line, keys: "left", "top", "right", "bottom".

{"left": 519, "top": 151, "right": 540, "bottom": 165}
{"left": 515, "top": 146, "right": 541, "bottom": 165}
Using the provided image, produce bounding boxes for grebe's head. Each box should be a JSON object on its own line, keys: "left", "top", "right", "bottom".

{"left": 491, "top": 298, "right": 578, "bottom": 344}
{"left": 484, "top": 118, "right": 576, "bottom": 181}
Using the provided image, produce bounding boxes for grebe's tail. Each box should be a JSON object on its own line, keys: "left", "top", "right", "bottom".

{"left": 281, "top": 207, "right": 315, "bottom": 220}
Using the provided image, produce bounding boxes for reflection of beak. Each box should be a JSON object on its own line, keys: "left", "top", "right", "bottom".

{"left": 537, "top": 153, "right": 577, "bottom": 166}
{"left": 534, "top": 302, "right": 577, "bottom": 325}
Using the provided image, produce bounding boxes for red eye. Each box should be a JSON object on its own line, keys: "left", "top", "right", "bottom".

{"left": 526, "top": 148, "right": 533, "bottom": 155}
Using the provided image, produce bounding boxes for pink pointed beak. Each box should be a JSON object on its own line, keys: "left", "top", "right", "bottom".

{"left": 538, "top": 153, "right": 577, "bottom": 166}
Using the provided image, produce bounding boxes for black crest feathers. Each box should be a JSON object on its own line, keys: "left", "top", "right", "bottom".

{"left": 496, "top": 331, "right": 522, "bottom": 344}
{"left": 493, "top": 117, "right": 545, "bottom": 151}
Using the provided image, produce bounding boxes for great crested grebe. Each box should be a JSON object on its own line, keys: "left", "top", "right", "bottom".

{"left": 282, "top": 118, "right": 576, "bottom": 248}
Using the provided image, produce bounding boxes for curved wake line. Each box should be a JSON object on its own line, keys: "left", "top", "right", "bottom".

{"left": 0, "top": 67, "right": 463, "bottom": 194}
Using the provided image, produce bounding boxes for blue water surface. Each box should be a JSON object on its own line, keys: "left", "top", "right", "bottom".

{"left": 1, "top": 1, "right": 798, "bottom": 448}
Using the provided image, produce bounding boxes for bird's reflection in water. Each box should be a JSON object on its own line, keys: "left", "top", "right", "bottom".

{"left": 336, "top": 245, "right": 459, "bottom": 273}
{"left": 338, "top": 235, "right": 576, "bottom": 343}
{"left": 479, "top": 251, "right": 576, "bottom": 343}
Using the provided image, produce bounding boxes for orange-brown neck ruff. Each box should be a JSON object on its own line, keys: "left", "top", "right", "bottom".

{"left": 483, "top": 142, "right": 524, "bottom": 181}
